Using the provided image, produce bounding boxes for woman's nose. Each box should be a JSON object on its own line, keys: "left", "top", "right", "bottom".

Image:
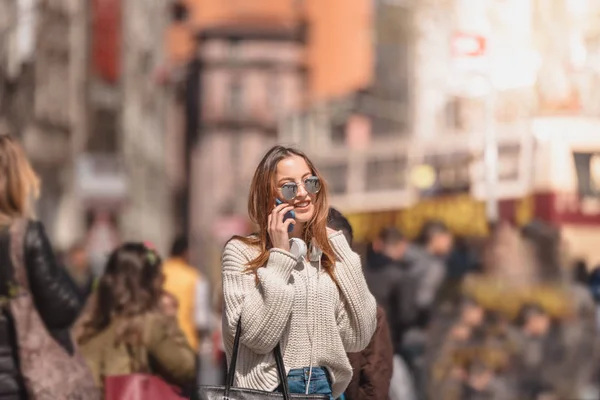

{"left": 296, "top": 183, "right": 308, "bottom": 197}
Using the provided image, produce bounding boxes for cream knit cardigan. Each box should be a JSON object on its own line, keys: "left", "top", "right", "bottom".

{"left": 221, "top": 230, "right": 377, "bottom": 399}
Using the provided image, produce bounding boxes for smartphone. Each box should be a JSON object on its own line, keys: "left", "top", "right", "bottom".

{"left": 275, "top": 198, "right": 295, "bottom": 233}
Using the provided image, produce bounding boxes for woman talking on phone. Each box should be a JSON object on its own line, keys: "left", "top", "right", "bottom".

{"left": 221, "top": 145, "right": 376, "bottom": 399}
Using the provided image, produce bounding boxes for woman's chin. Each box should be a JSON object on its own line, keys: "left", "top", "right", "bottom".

{"left": 294, "top": 210, "right": 314, "bottom": 224}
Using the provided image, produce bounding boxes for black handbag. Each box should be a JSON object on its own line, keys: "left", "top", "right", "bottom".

{"left": 194, "top": 320, "right": 329, "bottom": 400}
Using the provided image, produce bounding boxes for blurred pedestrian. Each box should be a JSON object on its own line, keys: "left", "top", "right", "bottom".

{"left": 328, "top": 208, "right": 394, "bottom": 400}
{"left": 570, "top": 259, "right": 595, "bottom": 319}
{"left": 62, "top": 240, "right": 95, "bottom": 304}
{"left": 431, "top": 222, "right": 600, "bottom": 399}
{"left": 590, "top": 266, "right": 600, "bottom": 331}
{"left": 364, "top": 227, "right": 417, "bottom": 400}
{"left": 78, "top": 243, "right": 196, "bottom": 392}
{"left": 399, "top": 221, "right": 453, "bottom": 394}
{"left": 160, "top": 291, "right": 180, "bottom": 318}
{"left": 0, "top": 135, "right": 94, "bottom": 398}
{"left": 221, "top": 146, "right": 376, "bottom": 399}
{"left": 163, "top": 235, "right": 211, "bottom": 352}
{"left": 443, "top": 236, "right": 480, "bottom": 302}
{"left": 411, "top": 220, "right": 453, "bottom": 320}
{"left": 326, "top": 207, "right": 353, "bottom": 245}
{"left": 364, "top": 227, "right": 407, "bottom": 348}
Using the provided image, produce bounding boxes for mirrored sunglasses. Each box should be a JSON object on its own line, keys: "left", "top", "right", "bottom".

{"left": 279, "top": 176, "right": 321, "bottom": 201}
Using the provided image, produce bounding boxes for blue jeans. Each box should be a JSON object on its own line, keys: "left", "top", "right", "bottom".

{"left": 276, "top": 367, "right": 335, "bottom": 399}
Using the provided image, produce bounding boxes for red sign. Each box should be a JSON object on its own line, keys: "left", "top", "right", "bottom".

{"left": 452, "top": 33, "right": 487, "bottom": 57}
{"left": 92, "top": 0, "right": 121, "bottom": 82}
{"left": 498, "top": 191, "right": 600, "bottom": 227}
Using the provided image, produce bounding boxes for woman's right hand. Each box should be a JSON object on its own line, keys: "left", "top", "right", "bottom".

{"left": 268, "top": 203, "right": 295, "bottom": 252}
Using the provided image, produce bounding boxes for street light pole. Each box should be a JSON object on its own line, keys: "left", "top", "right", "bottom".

{"left": 483, "top": 78, "right": 498, "bottom": 222}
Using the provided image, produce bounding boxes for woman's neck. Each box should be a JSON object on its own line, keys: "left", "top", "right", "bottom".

{"left": 289, "top": 222, "right": 306, "bottom": 239}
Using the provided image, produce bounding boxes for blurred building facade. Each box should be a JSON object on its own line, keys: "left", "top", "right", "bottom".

{"left": 3, "top": 0, "right": 376, "bottom": 265}
{"left": 280, "top": 0, "right": 457, "bottom": 212}
{"left": 168, "top": 0, "right": 372, "bottom": 101}
{"left": 1, "top": 0, "right": 180, "bottom": 257}
{"left": 0, "top": 0, "right": 34, "bottom": 137}
{"left": 118, "top": 0, "right": 175, "bottom": 255}
{"left": 0, "top": 0, "right": 90, "bottom": 250}
{"left": 6, "top": 0, "right": 600, "bottom": 265}
{"left": 166, "top": 0, "right": 376, "bottom": 277}
{"left": 186, "top": 17, "right": 308, "bottom": 277}
{"left": 277, "top": 0, "right": 600, "bottom": 260}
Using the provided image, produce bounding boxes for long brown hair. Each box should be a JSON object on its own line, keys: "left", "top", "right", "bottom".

{"left": 0, "top": 135, "right": 40, "bottom": 227}
{"left": 78, "top": 243, "right": 164, "bottom": 346}
{"left": 235, "top": 146, "right": 337, "bottom": 280}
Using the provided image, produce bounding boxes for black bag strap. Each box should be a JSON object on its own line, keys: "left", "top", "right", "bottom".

{"left": 226, "top": 318, "right": 290, "bottom": 400}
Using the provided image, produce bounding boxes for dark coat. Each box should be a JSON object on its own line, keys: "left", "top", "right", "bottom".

{"left": 345, "top": 306, "right": 393, "bottom": 400}
{"left": 364, "top": 251, "right": 405, "bottom": 353}
{"left": 0, "top": 221, "right": 81, "bottom": 400}
{"left": 400, "top": 244, "right": 446, "bottom": 328}
{"left": 61, "top": 268, "right": 94, "bottom": 305}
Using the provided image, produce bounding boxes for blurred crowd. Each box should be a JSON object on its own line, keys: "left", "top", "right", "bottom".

{"left": 59, "top": 211, "right": 600, "bottom": 400}
{"left": 240, "top": 202, "right": 600, "bottom": 400}
{"left": 355, "top": 217, "right": 600, "bottom": 400}
{"left": 3, "top": 134, "right": 600, "bottom": 400}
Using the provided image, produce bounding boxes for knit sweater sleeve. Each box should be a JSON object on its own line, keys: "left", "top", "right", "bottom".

{"left": 222, "top": 239, "right": 298, "bottom": 355}
{"left": 330, "top": 231, "right": 377, "bottom": 353}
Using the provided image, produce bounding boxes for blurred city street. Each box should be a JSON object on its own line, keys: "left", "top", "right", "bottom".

{"left": 3, "top": 0, "right": 600, "bottom": 398}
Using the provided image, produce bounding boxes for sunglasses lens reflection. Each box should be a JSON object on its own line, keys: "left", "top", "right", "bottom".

{"left": 305, "top": 177, "right": 320, "bottom": 194}
{"left": 281, "top": 183, "right": 298, "bottom": 200}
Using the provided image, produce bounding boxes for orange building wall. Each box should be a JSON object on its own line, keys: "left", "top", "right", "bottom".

{"left": 167, "top": 0, "right": 373, "bottom": 100}
{"left": 305, "top": 0, "right": 372, "bottom": 99}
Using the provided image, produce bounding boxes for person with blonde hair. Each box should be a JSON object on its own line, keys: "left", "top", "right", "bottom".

{"left": 0, "top": 135, "right": 40, "bottom": 226}
{"left": 0, "top": 135, "right": 83, "bottom": 399}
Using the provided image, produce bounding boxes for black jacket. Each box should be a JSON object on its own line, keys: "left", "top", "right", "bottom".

{"left": 0, "top": 221, "right": 81, "bottom": 399}
{"left": 400, "top": 245, "right": 446, "bottom": 329}
{"left": 346, "top": 306, "right": 394, "bottom": 400}
{"left": 364, "top": 249, "right": 405, "bottom": 354}
{"left": 61, "top": 269, "right": 94, "bottom": 305}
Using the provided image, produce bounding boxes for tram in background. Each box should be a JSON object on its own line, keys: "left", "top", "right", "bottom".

{"left": 320, "top": 116, "right": 600, "bottom": 267}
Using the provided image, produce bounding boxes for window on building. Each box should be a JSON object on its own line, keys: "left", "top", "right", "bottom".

{"left": 365, "top": 155, "right": 407, "bottom": 192}
{"left": 267, "top": 73, "right": 281, "bottom": 117}
{"left": 88, "top": 107, "right": 118, "bottom": 152}
{"left": 226, "top": 41, "right": 243, "bottom": 119}
{"left": 228, "top": 77, "right": 243, "bottom": 118}
{"left": 331, "top": 123, "right": 346, "bottom": 146}
{"left": 445, "top": 97, "right": 461, "bottom": 131}
{"left": 372, "top": 3, "right": 411, "bottom": 136}
{"left": 320, "top": 163, "right": 348, "bottom": 195}
{"left": 423, "top": 152, "right": 471, "bottom": 196}
{"left": 171, "top": 2, "right": 188, "bottom": 22}
{"left": 229, "top": 40, "right": 241, "bottom": 61}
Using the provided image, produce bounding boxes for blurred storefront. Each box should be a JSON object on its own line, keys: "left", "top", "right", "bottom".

{"left": 308, "top": 127, "right": 532, "bottom": 243}
{"left": 330, "top": 116, "right": 600, "bottom": 268}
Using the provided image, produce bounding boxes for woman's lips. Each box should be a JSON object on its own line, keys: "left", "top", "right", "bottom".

{"left": 294, "top": 201, "right": 310, "bottom": 210}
